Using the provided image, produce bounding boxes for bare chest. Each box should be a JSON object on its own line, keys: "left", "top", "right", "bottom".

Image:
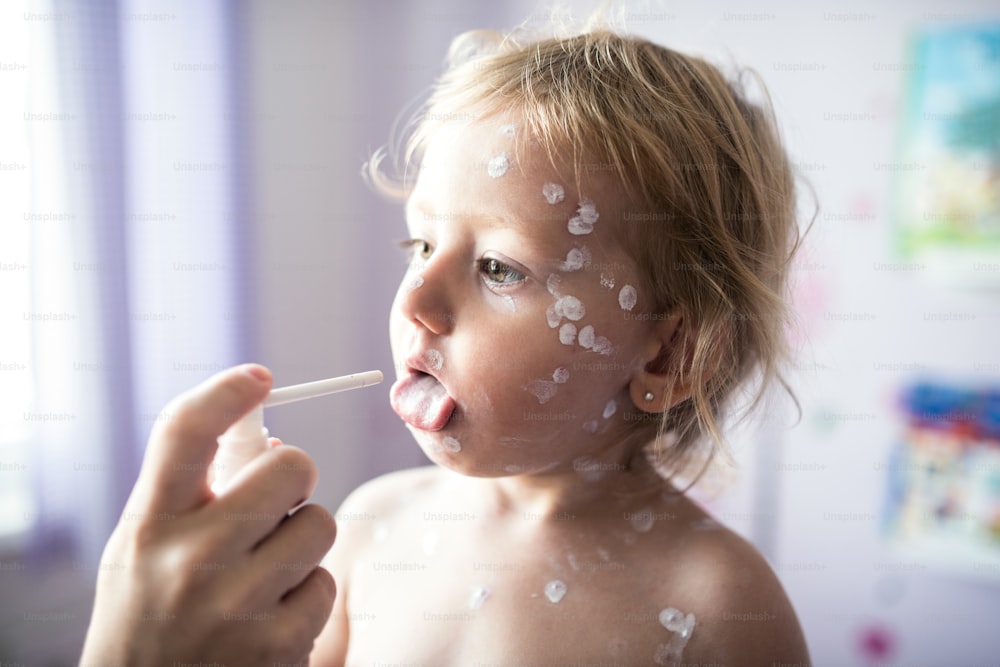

{"left": 342, "top": 516, "right": 676, "bottom": 666}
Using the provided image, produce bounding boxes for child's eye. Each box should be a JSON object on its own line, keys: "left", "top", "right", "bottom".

{"left": 479, "top": 257, "right": 525, "bottom": 286}
{"left": 398, "top": 238, "right": 434, "bottom": 261}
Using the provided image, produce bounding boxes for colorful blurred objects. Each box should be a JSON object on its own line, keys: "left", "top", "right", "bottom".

{"left": 883, "top": 381, "right": 1000, "bottom": 576}
{"left": 893, "top": 24, "right": 1000, "bottom": 286}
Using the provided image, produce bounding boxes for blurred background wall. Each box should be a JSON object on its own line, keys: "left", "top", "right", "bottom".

{"left": 1, "top": 0, "right": 998, "bottom": 664}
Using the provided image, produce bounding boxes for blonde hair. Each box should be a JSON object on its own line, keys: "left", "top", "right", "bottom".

{"left": 369, "top": 27, "right": 803, "bottom": 481}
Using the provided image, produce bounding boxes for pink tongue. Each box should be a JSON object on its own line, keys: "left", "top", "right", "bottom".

{"left": 390, "top": 373, "right": 456, "bottom": 431}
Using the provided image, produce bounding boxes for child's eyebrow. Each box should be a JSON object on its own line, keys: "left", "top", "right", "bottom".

{"left": 405, "top": 199, "right": 513, "bottom": 230}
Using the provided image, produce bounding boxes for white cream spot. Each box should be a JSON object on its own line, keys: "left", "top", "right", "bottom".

{"left": 582, "top": 420, "right": 599, "bottom": 434}
{"left": 546, "top": 303, "right": 562, "bottom": 329}
{"left": 423, "top": 349, "right": 444, "bottom": 371}
{"left": 603, "top": 399, "right": 617, "bottom": 419}
{"left": 558, "top": 322, "right": 577, "bottom": 345}
{"left": 557, "top": 295, "right": 585, "bottom": 321}
{"left": 591, "top": 336, "right": 614, "bottom": 356}
{"left": 655, "top": 608, "right": 696, "bottom": 665}
{"left": 618, "top": 284, "right": 637, "bottom": 311}
{"left": 568, "top": 198, "right": 599, "bottom": 235}
{"left": 502, "top": 294, "right": 517, "bottom": 312}
{"left": 552, "top": 367, "right": 569, "bottom": 384}
{"left": 406, "top": 274, "right": 424, "bottom": 291}
{"left": 469, "top": 585, "right": 492, "bottom": 610}
{"left": 567, "top": 553, "right": 580, "bottom": 571}
{"left": 525, "top": 379, "right": 558, "bottom": 404}
{"left": 487, "top": 152, "right": 509, "bottom": 178}
{"left": 442, "top": 436, "right": 462, "bottom": 453}
{"left": 498, "top": 123, "right": 516, "bottom": 137}
{"left": 629, "top": 506, "right": 655, "bottom": 532}
{"left": 546, "top": 273, "right": 562, "bottom": 297}
{"left": 561, "top": 250, "right": 583, "bottom": 271}
{"left": 578, "top": 325, "right": 595, "bottom": 349}
{"left": 542, "top": 182, "right": 565, "bottom": 205}
{"left": 600, "top": 272, "right": 615, "bottom": 289}
{"left": 559, "top": 246, "right": 591, "bottom": 272}
{"left": 544, "top": 579, "right": 567, "bottom": 603}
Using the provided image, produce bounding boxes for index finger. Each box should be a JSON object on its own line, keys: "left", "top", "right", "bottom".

{"left": 130, "top": 364, "right": 272, "bottom": 516}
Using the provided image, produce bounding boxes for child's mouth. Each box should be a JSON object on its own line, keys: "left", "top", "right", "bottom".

{"left": 389, "top": 370, "right": 456, "bottom": 431}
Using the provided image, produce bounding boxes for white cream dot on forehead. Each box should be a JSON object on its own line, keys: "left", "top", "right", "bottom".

{"left": 618, "top": 284, "right": 637, "bottom": 311}
{"left": 542, "top": 182, "right": 565, "bottom": 205}
{"left": 487, "top": 152, "right": 509, "bottom": 178}
{"left": 568, "top": 198, "right": 599, "bottom": 235}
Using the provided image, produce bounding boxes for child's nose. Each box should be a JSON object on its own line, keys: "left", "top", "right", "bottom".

{"left": 397, "top": 254, "right": 455, "bottom": 336}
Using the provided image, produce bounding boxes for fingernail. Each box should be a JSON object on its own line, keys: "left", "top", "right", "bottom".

{"left": 244, "top": 364, "right": 270, "bottom": 382}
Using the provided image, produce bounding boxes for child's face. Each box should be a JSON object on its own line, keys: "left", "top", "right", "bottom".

{"left": 389, "top": 115, "right": 654, "bottom": 478}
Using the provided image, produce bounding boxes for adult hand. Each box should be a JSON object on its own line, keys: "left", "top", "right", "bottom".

{"left": 80, "top": 364, "right": 337, "bottom": 666}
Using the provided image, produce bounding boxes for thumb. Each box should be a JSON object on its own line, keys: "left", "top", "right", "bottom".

{"left": 131, "top": 364, "right": 272, "bottom": 516}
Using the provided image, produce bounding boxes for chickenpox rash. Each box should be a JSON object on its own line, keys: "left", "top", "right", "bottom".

{"left": 558, "top": 323, "right": 577, "bottom": 345}
{"left": 546, "top": 274, "right": 562, "bottom": 297}
{"left": 552, "top": 367, "right": 569, "bottom": 384}
{"left": 568, "top": 198, "right": 599, "bottom": 235}
{"left": 546, "top": 294, "right": 585, "bottom": 329}
{"left": 487, "top": 152, "right": 509, "bottom": 178}
{"left": 559, "top": 246, "right": 592, "bottom": 272}
{"left": 502, "top": 294, "right": 517, "bottom": 312}
{"left": 600, "top": 272, "right": 615, "bottom": 290}
{"left": 524, "top": 378, "right": 558, "bottom": 404}
{"left": 655, "top": 608, "right": 696, "bottom": 665}
{"left": 618, "top": 284, "right": 637, "bottom": 311}
{"left": 577, "top": 324, "right": 613, "bottom": 356}
{"left": 542, "top": 182, "right": 565, "bottom": 205}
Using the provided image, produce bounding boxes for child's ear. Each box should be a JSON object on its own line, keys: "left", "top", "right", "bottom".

{"left": 628, "top": 314, "right": 695, "bottom": 414}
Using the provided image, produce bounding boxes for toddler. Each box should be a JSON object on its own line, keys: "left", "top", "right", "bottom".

{"left": 313, "top": 25, "right": 809, "bottom": 666}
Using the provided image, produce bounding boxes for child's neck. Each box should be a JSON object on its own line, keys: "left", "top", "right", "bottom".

{"left": 472, "top": 432, "right": 666, "bottom": 521}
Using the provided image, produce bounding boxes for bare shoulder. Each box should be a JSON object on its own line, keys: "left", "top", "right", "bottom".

{"left": 652, "top": 502, "right": 811, "bottom": 665}
{"left": 312, "top": 466, "right": 444, "bottom": 667}
{"left": 336, "top": 466, "right": 442, "bottom": 521}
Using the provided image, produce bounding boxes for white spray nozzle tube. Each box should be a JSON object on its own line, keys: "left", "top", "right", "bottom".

{"left": 212, "top": 370, "right": 383, "bottom": 493}
{"left": 264, "top": 370, "right": 384, "bottom": 407}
